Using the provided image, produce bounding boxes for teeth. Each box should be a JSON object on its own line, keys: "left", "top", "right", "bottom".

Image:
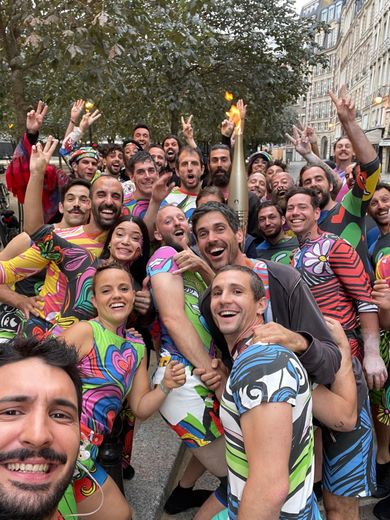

{"left": 209, "top": 248, "right": 224, "bottom": 256}
{"left": 110, "top": 303, "right": 125, "bottom": 309}
{"left": 7, "top": 463, "right": 49, "bottom": 473}
{"left": 220, "top": 311, "right": 236, "bottom": 317}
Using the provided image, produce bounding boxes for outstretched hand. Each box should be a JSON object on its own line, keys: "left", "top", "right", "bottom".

{"left": 30, "top": 136, "right": 59, "bottom": 177}
{"left": 328, "top": 85, "right": 356, "bottom": 126}
{"left": 79, "top": 109, "right": 102, "bottom": 133}
{"left": 26, "top": 100, "right": 48, "bottom": 134}
{"left": 286, "top": 126, "right": 312, "bottom": 157}
{"left": 181, "top": 115, "right": 194, "bottom": 142}
{"left": 151, "top": 172, "right": 175, "bottom": 204}
{"left": 70, "top": 99, "right": 85, "bottom": 123}
{"left": 220, "top": 119, "right": 234, "bottom": 138}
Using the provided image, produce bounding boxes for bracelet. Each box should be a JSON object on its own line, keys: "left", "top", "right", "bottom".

{"left": 70, "top": 119, "right": 78, "bottom": 125}
{"left": 159, "top": 380, "right": 172, "bottom": 395}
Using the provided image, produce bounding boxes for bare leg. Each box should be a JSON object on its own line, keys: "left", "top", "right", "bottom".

{"left": 191, "top": 436, "right": 227, "bottom": 478}
{"left": 77, "top": 474, "right": 132, "bottom": 520}
{"left": 314, "top": 427, "right": 323, "bottom": 482}
{"left": 179, "top": 455, "right": 207, "bottom": 488}
{"left": 323, "top": 489, "right": 359, "bottom": 520}
{"left": 372, "top": 406, "right": 390, "bottom": 464}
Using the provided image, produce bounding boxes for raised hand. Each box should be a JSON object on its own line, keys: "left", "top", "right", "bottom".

{"left": 70, "top": 99, "right": 85, "bottom": 124}
{"left": 134, "top": 277, "right": 151, "bottom": 315}
{"left": 26, "top": 100, "right": 48, "bottom": 134}
{"left": 328, "top": 85, "right": 356, "bottom": 126}
{"left": 79, "top": 109, "right": 102, "bottom": 133}
{"left": 181, "top": 115, "right": 194, "bottom": 143}
{"left": 151, "top": 171, "right": 175, "bottom": 204}
{"left": 286, "top": 125, "right": 312, "bottom": 157}
{"left": 220, "top": 119, "right": 234, "bottom": 138}
{"left": 304, "top": 125, "right": 318, "bottom": 145}
{"left": 30, "top": 136, "right": 59, "bottom": 176}
{"left": 236, "top": 99, "right": 247, "bottom": 121}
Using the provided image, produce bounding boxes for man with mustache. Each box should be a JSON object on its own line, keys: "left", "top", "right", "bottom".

{"left": 0, "top": 336, "right": 82, "bottom": 520}
{"left": 270, "top": 171, "right": 295, "bottom": 212}
{"left": 162, "top": 135, "right": 181, "bottom": 186}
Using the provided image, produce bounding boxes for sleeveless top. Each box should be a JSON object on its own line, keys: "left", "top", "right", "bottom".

{"left": 79, "top": 319, "right": 145, "bottom": 435}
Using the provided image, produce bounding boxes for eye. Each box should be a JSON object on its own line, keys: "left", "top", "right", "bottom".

{"left": 0, "top": 408, "right": 23, "bottom": 417}
{"left": 50, "top": 411, "right": 76, "bottom": 423}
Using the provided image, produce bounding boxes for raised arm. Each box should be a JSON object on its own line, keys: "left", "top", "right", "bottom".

{"left": 181, "top": 115, "right": 197, "bottom": 149}
{"left": 64, "top": 99, "right": 84, "bottom": 139}
{"left": 329, "top": 86, "right": 377, "bottom": 165}
{"left": 24, "top": 137, "right": 58, "bottom": 236}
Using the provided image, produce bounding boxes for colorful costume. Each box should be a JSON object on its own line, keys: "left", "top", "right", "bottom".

{"left": 318, "top": 157, "right": 381, "bottom": 276}
{"left": 160, "top": 187, "right": 198, "bottom": 219}
{"left": 147, "top": 245, "right": 223, "bottom": 447}
{"left": 74, "top": 320, "right": 144, "bottom": 502}
{"left": 256, "top": 236, "right": 298, "bottom": 265}
{"left": 221, "top": 341, "right": 320, "bottom": 519}
{"left": 123, "top": 195, "right": 149, "bottom": 218}
{"left": 6, "top": 132, "right": 69, "bottom": 223}
{"left": 291, "top": 232, "right": 376, "bottom": 361}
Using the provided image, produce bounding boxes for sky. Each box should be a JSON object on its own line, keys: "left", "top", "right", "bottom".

{"left": 294, "top": 0, "right": 309, "bottom": 13}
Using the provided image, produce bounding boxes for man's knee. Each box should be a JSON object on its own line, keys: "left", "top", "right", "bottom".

{"left": 323, "top": 490, "right": 359, "bottom": 520}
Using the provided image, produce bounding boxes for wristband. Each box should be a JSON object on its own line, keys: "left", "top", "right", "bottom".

{"left": 70, "top": 119, "right": 78, "bottom": 125}
{"left": 159, "top": 380, "right": 172, "bottom": 395}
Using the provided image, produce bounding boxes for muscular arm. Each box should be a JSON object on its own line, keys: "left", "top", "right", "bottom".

{"left": 0, "top": 232, "right": 31, "bottom": 260}
{"left": 238, "top": 403, "right": 291, "bottom": 519}
{"left": 151, "top": 271, "right": 215, "bottom": 370}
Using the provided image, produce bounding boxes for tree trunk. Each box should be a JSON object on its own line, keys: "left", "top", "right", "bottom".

{"left": 10, "top": 68, "right": 28, "bottom": 138}
{"left": 170, "top": 108, "right": 179, "bottom": 135}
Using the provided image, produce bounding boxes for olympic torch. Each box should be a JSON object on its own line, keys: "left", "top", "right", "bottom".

{"left": 226, "top": 98, "right": 248, "bottom": 235}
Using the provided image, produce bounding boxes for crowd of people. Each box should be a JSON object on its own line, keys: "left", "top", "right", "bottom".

{"left": 1, "top": 86, "right": 390, "bottom": 520}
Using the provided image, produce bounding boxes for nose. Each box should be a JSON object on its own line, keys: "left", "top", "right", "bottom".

{"left": 19, "top": 408, "right": 54, "bottom": 448}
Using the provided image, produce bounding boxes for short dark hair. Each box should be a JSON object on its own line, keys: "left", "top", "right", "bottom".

{"left": 60, "top": 178, "right": 91, "bottom": 203}
{"left": 196, "top": 186, "right": 225, "bottom": 207}
{"left": 101, "top": 143, "right": 123, "bottom": 158}
{"left": 374, "top": 182, "right": 390, "bottom": 195}
{"left": 191, "top": 202, "right": 240, "bottom": 237}
{"left": 209, "top": 144, "right": 233, "bottom": 161}
{"left": 285, "top": 186, "right": 320, "bottom": 209}
{"left": 298, "top": 164, "right": 334, "bottom": 188}
{"left": 177, "top": 145, "right": 204, "bottom": 168}
{"left": 162, "top": 135, "right": 181, "bottom": 149}
{"left": 257, "top": 200, "right": 284, "bottom": 217}
{"left": 127, "top": 151, "right": 156, "bottom": 176}
{"left": 133, "top": 124, "right": 151, "bottom": 136}
{"left": 213, "top": 265, "right": 265, "bottom": 300}
{"left": 100, "top": 215, "right": 150, "bottom": 284}
{"left": 0, "top": 337, "right": 83, "bottom": 418}
{"left": 92, "top": 261, "right": 134, "bottom": 295}
{"left": 123, "top": 138, "right": 143, "bottom": 152}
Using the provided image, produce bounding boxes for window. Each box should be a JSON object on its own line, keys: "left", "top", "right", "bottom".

{"left": 321, "top": 8, "right": 328, "bottom": 22}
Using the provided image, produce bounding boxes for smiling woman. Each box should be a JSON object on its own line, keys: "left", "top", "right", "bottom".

{"left": 60, "top": 263, "right": 186, "bottom": 520}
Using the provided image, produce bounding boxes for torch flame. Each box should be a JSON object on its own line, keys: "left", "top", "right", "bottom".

{"left": 226, "top": 104, "right": 241, "bottom": 131}
{"left": 224, "top": 91, "right": 234, "bottom": 102}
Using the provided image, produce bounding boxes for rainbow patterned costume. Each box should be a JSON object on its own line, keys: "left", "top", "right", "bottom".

{"left": 74, "top": 319, "right": 144, "bottom": 502}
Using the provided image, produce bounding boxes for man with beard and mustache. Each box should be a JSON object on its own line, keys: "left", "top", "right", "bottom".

{"left": 0, "top": 336, "right": 82, "bottom": 520}
{"left": 0, "top": 141, "right": 123, "bottom": 340}
{"left": 102, "top": 144, "right": 124, "bottom": 178}
{"left": 162, "top": 135, "right": 181, "bottom": 186}
{"left": 207, "top": 144, "right": 260, "bottom": 237}
{"left": 146, "top": 205, "right": 227, "bottom": 517}
{"left": 255, "top": 201, "right": 298, "bottom": 264}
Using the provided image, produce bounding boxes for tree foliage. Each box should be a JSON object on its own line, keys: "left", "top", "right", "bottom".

{"left": 0, "top": 0, "right": 325, "bottom": 145}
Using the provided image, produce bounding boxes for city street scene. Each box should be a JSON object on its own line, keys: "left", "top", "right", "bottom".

{"left": 0, "top": 0, "right": 389, "bottom": 519}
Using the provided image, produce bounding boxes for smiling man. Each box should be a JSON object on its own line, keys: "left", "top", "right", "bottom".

{"left": 210, "top": 265, "right": 319, "bottom": 520}
{"left": 147, "top": 205, "right": 227, "bottom": 516}
{"left": 0, "top": 336, "right": 82, "bottom": 520}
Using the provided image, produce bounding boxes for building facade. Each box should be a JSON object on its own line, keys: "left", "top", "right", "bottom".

{"left": 300, "top": 0, "right": 390, "bottom": 173}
